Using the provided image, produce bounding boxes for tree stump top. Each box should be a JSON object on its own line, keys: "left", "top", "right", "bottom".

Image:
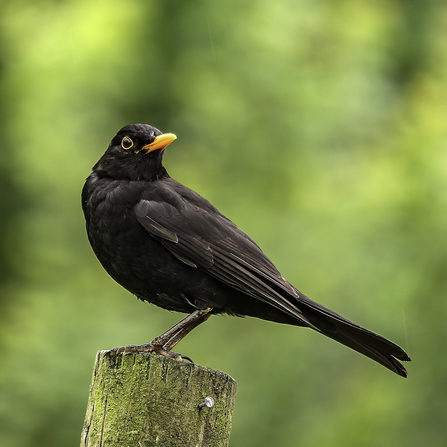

{"left": 81, "top": 351, "right": 237, "bottom": 447}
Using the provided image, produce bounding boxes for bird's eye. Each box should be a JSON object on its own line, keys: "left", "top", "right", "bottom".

{"left": 121, "top": 137, "right": 134, "bottom": 150}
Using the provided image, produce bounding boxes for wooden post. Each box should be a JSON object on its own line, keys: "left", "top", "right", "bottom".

{"left": 80, "top": 351, "right": 237, "bottom": 447}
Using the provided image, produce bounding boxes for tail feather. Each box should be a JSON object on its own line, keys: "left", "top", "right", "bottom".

{"left": 294, "top": 291, "right": 411, "bottom": 377}
{"left": 316, "top": 323, "right": 409, "bottom": 377}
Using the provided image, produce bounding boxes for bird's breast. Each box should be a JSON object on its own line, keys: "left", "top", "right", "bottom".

{"left": 83, "top": 177, "right": 208, "bottom": 311}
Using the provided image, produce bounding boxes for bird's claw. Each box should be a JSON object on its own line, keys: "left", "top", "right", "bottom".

{"left": 104, "top": 343, "right": 193, "bottom": 363}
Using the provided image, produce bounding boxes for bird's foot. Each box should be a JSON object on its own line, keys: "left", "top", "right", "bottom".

{"left": 104, "top": 308, "right": 213, "bottom": 363}
{"left": 105, "top": 342, "right": 193, "bottom": 362}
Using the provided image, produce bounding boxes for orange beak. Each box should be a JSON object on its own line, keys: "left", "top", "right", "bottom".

{"left": 141, "top": 133, "right": 177, "bottom": 153}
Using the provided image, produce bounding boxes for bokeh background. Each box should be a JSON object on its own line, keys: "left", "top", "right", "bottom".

{"left": 1, "top": 1, "right": 446, "bottom": 446}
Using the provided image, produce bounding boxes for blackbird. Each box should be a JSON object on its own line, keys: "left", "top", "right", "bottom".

{"left": 82, "top": 123, "right": 411, "bottom": 377}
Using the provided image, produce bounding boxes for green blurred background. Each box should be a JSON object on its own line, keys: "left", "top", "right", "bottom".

{"left": 0, "top": 0, "right": 446, "bottom": 445}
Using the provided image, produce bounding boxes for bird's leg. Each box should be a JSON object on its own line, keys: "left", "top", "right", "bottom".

{"left": 106, "top": 307, "right": 213, "bottom": 361}
{"left": 163, "top": 311, "right": 212, "bottom": 351}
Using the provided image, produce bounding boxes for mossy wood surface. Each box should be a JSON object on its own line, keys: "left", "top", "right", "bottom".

{"left": 80, "top": 351, "right": 237, "bottom": 447}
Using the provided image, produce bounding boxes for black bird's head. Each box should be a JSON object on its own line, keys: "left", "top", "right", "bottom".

{"left": 92, "top": 123, "right": 177, "bottom": 181}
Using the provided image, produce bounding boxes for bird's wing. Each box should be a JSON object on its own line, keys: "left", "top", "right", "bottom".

{"left": 134, "top": 186, "right": 312, "bottom": 326}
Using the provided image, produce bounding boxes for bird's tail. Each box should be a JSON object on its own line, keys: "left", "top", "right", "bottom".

{"left": 294, "top": 291, "right": 411, "bottom": 377}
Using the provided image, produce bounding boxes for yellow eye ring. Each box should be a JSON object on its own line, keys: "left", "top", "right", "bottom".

{"left": 121, "top": 136, "right": 134, "bottom": 150}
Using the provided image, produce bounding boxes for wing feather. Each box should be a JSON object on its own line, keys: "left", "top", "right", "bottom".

{"left": 134, "top": 196, "right": 312, "bottom": 326}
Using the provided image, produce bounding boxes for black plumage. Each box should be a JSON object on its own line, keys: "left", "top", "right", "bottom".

{"left": 82, "top": 123, "right": 411, "bottom": 377}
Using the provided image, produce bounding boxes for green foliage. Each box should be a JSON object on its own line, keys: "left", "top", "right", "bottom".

{"left": 0, "top": 0, "right": 446, "bottom": 445}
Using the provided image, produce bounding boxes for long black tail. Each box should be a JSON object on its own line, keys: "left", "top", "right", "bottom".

{"left": 295, "top": 291, "right": 411, "bottom": 377}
